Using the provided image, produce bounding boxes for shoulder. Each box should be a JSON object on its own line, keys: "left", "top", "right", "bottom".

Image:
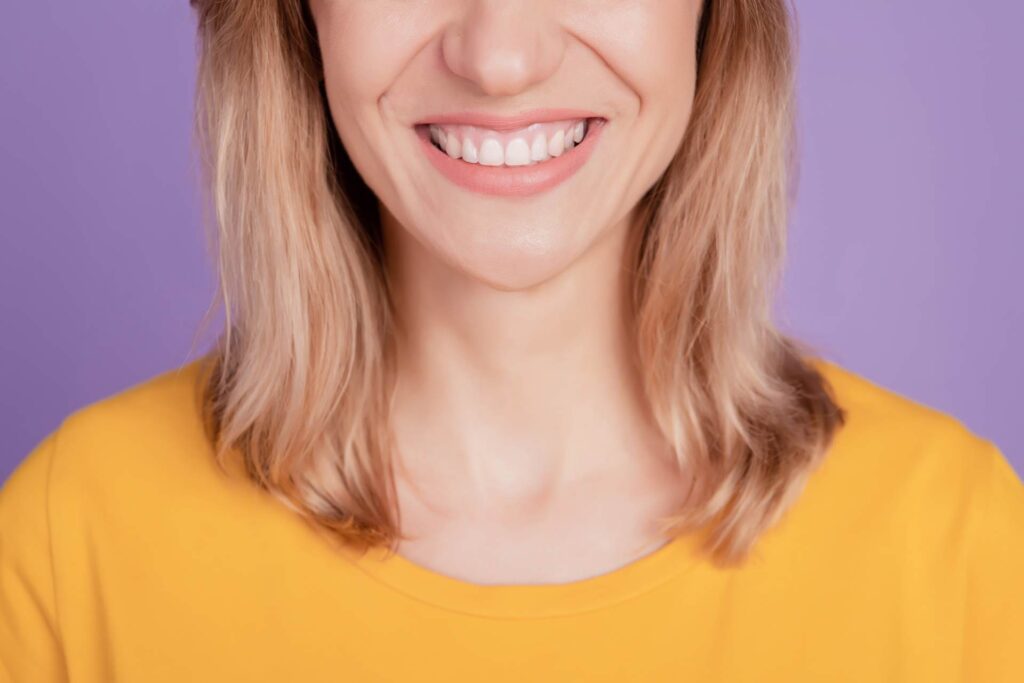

{"left": 1, "top": 358, "right": 223, "bottom": 531}
{"left": 0, "top": 358, "right": 220, "bottom": 668}
{"left": 55, "top": 358, "right": 211, "bottom": 459}
{"left": 792, "top": 356, "right": 1019, "bottom": 544}
{"left": 809, "top": 355, "right": 1000, "bottom": 463}
{"left": 811, "top": 356, "right": 983, "bottom": 447}
{"left": 806, "top": 358, "right": 1024, "bottom": 616}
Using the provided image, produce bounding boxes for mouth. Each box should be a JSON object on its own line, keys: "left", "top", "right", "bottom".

{"left": 413, "top": 112, "right": 608, "bottom": 197}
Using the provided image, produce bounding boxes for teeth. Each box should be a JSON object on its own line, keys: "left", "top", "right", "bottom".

{"left": 573, "top": 120, "right": 585, "bottom": 143}
{"left": 478, "top": 138, "right": 505, "bottom": 166}
{"left": 427, "top": 118, "right": 593, "bottom": 166}
{"left": 530, "top": 134, "right": 549, "bottom": 162}
{"left": 446, "top": 132, "right": 466, "bottom": 158}
{"left": 504, "top": 138, "right": 532, "bottom": 166}
{"left": 548, "top": 129, "right": 565, "bottom": 157}
{"left": 462, "top": 138, "right": 479, "bottom": 163}
{"left": 444, "top": 133, "right": 461, "bottom": 159}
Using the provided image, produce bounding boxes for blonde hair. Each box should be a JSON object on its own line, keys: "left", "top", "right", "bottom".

{"left": 190, "top": 0, "right": 845, "bottom": 567}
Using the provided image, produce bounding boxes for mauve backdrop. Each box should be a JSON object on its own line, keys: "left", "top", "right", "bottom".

{"left": 1, "top": 1, "right": 1021, "bottom": 481}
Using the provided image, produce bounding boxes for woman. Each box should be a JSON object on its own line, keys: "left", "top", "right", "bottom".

{"left": 1, "top": 0, "right": 1021, "bottom": 680}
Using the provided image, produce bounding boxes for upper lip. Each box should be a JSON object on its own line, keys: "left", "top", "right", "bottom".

{"left": 414, "top": 108, "right": 604, "bottom": 131}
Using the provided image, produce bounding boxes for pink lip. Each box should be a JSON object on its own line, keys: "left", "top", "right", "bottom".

{"left": 415, "top": 108, "right": 603, "bottom": 131}
{"left": 415, "top": 116, "right": 607, "bottom": 198}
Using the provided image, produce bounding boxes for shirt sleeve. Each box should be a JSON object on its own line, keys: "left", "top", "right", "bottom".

{"left": 0, "top": 429, "right": 69, "bottom": 683}
{"left": 962, "top": 440, "right": 1024, "bottom": 683}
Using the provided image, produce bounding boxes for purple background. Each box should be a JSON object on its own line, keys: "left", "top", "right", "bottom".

{"left": 2, "top": 1, "right": 1021, "bottom": 481}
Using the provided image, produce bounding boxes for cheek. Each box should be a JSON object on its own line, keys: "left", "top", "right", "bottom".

{"left": 316, "top": 3, "right": 436, "bottom": 121}
{"left": 568, "top": 0, "right": 699, "bottom": 99}
{"left": 314, "top": 2, "right": 445, "bottom": 202}
{"left": 568, "top": 1, "right": 700, "bottom": 193}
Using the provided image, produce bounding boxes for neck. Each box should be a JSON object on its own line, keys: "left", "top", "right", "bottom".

{"left": 381, "top": 209, "right": 670, "bottom": 506}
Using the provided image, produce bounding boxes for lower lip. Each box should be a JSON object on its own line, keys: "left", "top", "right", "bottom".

{"left": 415, "top": 119, "right": 606, "bottom": 198}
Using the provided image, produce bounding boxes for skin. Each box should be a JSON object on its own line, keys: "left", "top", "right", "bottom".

{"left": 309, "top": 0, "right": 703, "bottom": 584}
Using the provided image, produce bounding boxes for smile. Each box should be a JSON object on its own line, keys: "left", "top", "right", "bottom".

{"left": 414, "top": 110, "right": 607, "bottom": 197}
{"left": 427, "top": 118, "right": 590, "bottom": 166}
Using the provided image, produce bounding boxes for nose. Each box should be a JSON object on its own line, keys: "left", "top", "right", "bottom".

{"left": 441, "top": 0, "right": 565, "bottom": 97}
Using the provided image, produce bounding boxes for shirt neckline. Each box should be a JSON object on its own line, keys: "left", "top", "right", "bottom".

{"left": 339, "top": 530, "right": 705, "bottom": 619}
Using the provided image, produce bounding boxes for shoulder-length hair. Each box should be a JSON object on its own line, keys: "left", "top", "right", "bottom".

{"left": 189, "top": 0, "right": 845, "bottom": 567}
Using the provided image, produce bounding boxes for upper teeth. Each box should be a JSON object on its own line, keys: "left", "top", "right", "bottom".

{"left": 428, "top": 119, "right": 589, "bottom": 166}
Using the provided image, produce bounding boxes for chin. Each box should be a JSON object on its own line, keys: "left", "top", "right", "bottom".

{"left": 448, "top": 238, "right": 584, "bottom": 293}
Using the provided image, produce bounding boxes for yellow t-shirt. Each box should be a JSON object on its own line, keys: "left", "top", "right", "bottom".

{"left": 1, "top": 358, "right": 1022, "bottom": 682}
